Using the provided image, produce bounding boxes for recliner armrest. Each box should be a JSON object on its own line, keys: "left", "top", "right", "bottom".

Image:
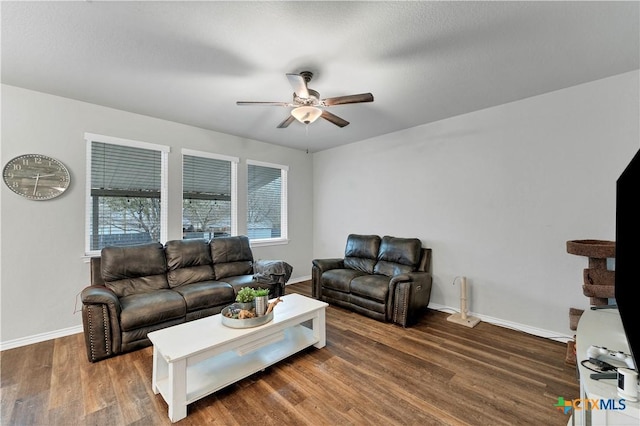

{"left": 81, "top": 285, "right": 121, "bottom": 313}
{"left": 312, "top": 258, "right": 344, "bottom": 273}
{"left": 81, "top": 285, "right": 122, "bottom": 362}
{"left": 389, "top": 271, "right": 431, "bottom": 286}
{"left": 311, "top": 258, "right": 344, "bottom": 299}
{"left": 387, "top": 271, "right": 433, "bottom": 324}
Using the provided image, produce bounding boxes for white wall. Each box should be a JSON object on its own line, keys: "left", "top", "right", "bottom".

{"left": 313, "top": 71, "right": 640, "bottom": 340}
{"left": 0, "top": 85, "right": 313, "bottom": 346}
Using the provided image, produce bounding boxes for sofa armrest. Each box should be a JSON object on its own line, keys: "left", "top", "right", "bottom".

{"left": 81, "top": 285, "right": 122, "bottom": 362}
{"left": 312, "top": 258, "right": 344, "bottom": 272}
{"left": 311, "top": 258, "right": 344, "bottom": 299}
{"left": 387, "top": 272, "right": 433, "bottom": 325}
{"left": 82, "top": 285, "right": 120, "bottom": 308}
{"left": 388, "top": 271, "right": 431, "bottom": 286}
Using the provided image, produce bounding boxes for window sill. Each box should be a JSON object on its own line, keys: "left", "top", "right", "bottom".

{"left": 249, "top": 238, "right": 289, "bottom": 248}
{"left": 82, "top": 254, "right": 99, "bottom": 263}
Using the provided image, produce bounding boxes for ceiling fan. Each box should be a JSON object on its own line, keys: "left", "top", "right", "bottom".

{"left": 236, "top": 71, "right": 374, "bottom": 128}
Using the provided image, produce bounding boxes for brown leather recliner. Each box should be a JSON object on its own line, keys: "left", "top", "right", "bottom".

{"left": 312, "top": 234, "right": 432, "bottom": 327}
{"left": 81, "top": 235, "right": 292, "bottom": 362}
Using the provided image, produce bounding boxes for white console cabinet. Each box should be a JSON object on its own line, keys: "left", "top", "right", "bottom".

{"left": 573, "top": 308, "right": 639, "bottom": 425}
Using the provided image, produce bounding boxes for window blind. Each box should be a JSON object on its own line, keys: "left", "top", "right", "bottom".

{"left": 183, "top": 155, "right": 231, "bottom": 200}
{"left": 91, "top": 142, "right": 161, "bottom": 197}
{"left": 87, "top": 140, "right": 165, "bottom": 252}
{"left": 182, "top": 154, "right": 233, "bottom": 240}
{"left": 247, "top": 162, "right": 287, "bottom": 240}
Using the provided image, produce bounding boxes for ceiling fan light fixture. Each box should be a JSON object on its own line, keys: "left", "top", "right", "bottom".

{"left": 291, "top": 106, "right": 322, "bottom": 124}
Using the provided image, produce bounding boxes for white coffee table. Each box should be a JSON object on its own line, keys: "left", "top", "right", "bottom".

{"left": 147, "top": 293, "right": 328, "bottom": 422}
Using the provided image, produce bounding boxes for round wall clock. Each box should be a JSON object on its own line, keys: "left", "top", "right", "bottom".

{"left": 3, "top": 154, "right": 71, "bottom": 200}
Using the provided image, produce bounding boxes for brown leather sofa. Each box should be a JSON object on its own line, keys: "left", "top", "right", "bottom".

{"left": 312, "top": 234, "right": 432, "bottom": 327}
{"left": 81, "top": 235, "right": 292, "bottom": 362}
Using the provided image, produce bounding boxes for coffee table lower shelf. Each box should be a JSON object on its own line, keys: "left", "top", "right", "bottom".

{"left": 153, "top": 325, "right": 315, "bottom": 405}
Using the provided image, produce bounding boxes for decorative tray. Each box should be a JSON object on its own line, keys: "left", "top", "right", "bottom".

{"left": 221, "top": 305, "right": 274, "bottom": 329}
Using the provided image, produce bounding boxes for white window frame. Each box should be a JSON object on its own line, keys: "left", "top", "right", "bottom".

{"left": 84, "top": 132, "right": 170, "bottom": 257}
{"left": 246, "top": 159, "right": 289, "bottom": 247}
{"left": 181, "top": 149, "right": 239, "bottom": 239}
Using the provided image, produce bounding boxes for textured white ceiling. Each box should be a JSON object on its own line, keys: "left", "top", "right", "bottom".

{"left": 2, "top": 1, "right": 638, "bottom": 152}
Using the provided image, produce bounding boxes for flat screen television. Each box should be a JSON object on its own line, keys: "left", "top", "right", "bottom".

{"left": 614, "top": 147, "right": 640, "bottom": 373}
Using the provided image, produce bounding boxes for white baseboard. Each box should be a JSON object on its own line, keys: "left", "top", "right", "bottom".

{"left": 0, "top": 325, "right": 83, "bottom": 351}
{"left": 428, "top": 302, "right": 573, "bottom": 343}
{"left": 286, "top": 275, "right": 311, "bottom": 284}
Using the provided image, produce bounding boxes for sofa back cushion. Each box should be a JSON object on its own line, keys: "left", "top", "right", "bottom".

{"left": 373, "top": 236, "right": 422, "bottom": 277}
{"left": 101, "top": 242, "right": 169, "bottom": 297}
{"left": 165, "top": 239, "right": 215, "bottom": 288}
{"left": 210, "top": 235, "right": 254, "bottom": 279}
{"left": 343, "top": 234, "right": 381, "bottom": 274}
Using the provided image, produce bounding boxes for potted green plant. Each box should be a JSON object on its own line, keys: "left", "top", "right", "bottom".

{"left": 235, "top": 287, "right": 256, "bottom": 310}
{"left": 253, "top": 288, "right": 269, "bottom": 297}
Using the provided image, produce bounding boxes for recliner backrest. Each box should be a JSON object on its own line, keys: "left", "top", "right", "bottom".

{"left": 100, "top": 242, "right": 169, "bottom": 297}
{"left": 343, "top": 234, "right": 381, "bottom": 273}
{"left": 165, "top": 239, "right": 215, "bottom": 288}
{"left": 373, "top": 236, "right": 422, "bottom": 277}
{"left": 210, "top": 235, "right": 254, "bottom": 279}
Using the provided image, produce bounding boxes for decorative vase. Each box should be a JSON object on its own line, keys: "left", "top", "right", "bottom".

{"left": 254, "top": 295, "right": 269, "bottom": 316}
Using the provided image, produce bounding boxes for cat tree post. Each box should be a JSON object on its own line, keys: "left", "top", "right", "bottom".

{"left": 567, "top": 239, "right": 616, "bottom": 306}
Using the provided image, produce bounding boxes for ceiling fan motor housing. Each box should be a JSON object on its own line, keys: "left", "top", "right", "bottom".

{"left": 294, "top": 89, "right": 320, "bottom": 105}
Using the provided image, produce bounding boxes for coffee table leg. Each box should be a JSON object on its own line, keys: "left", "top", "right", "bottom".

{"left": 152, "top": 346, "right": 161, "bottom": 394}
{"left": 167, "top": 359, "right": 187, "bottom": 422}
{"left": 313, "top": 308, "right": 326, "bottom": 348}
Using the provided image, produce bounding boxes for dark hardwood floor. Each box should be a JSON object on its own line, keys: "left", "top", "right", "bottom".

{"left": 1, "top": 281, "right": 579, "bottom": 425}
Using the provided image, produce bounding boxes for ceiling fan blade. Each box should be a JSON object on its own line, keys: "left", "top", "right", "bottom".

{"left": 322, "top": 93, "right": 374, "bottom": 106}
{"left": 321, "top": 110, "right": 349, "bottom": 128}
{"left": 277, "top": 115, "right": 296, "bottom": 129}
{"left": 286, "top": 73, "right": 309, "bottom": 98}
{"left": 236, "top": 101, "right": 290, "bottom": 106}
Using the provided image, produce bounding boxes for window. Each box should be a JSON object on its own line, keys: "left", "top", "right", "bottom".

{"left": 247, "top": 160, "right": 288, "bottom": 245}
{"left": 182, "top": 149, "right": 238, "bottom": 241}
{"left": 85, "top": 133, "right": 169, "bottom": 256}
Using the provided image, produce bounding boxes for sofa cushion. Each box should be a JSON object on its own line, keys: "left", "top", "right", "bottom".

{"left": 214, "top": 261, "right": 253, "bottom": 280}
{"left": 172, "top": 281, "right": 235, "bottom": 312}
{"left": 222, "top": 274, "right": 258, "bottom": 289}
{"left": 322, "top": 269, "right": 367, "bottom": 292}
{"left": 343, "top": 234, "right": 381, "bottom": 273}
{"left": 373, "top": 236, "right": 422, "bottom": 277}
{"left": 101, "top": 242, "right": 169, "bottom": 297}
{"left": 210, "top": 236, "right": 253, "bottom": 279}
{"left": 165, "top": 239, "right": 215, "bottom": 288}
{"left": 119, "top": 290, "right": 186, "bottom": 331}
{"left": 350, "top": 274, "right": 390, "bottom": 303}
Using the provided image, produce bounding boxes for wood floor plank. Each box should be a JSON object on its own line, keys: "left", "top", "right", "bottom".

{"left": 106, "top": 349, "right": 157, "bottom": 424}
{"left": 0, "top": 281, "right": 579, "bottom": 425}
{"left": 78, "top": 347, "right": 124, "bottom": 422}
{"left": 48, "top": 334, "right": 83, "bottom": 410}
